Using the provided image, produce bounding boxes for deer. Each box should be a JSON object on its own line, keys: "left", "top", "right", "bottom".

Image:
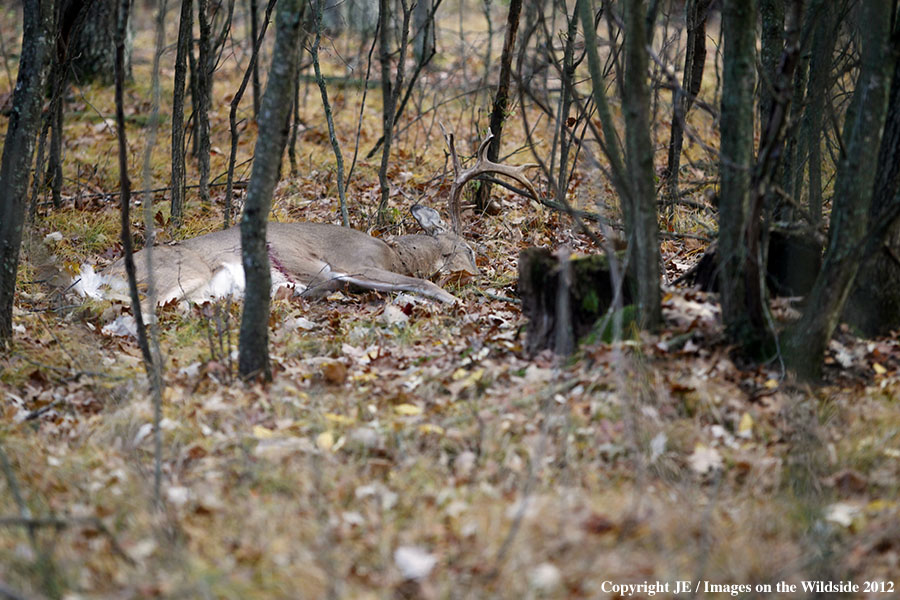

{"left": 78, "top": 130, "right": 538, "bottom": 306}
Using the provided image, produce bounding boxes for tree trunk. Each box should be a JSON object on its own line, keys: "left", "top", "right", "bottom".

{"left": 0, "top": 0, "right": 54, "bottom": 347}
{"left": 474, "top": 0, "right": 523, "bottom": 213}
{"left": 321, "top": 0, "right": 379, "bottom": 35}
{"left": 717, "top": 0, "right": 756, "bottom": 342}
{"left": 249, "top": 0, "right": 261, "bottom": 117}
{"left": 238, "top": 0, "right": 303, "bottom": 380}
{"left": 576, "top": 0, "right": 628, "bottom": 214}
{"left": 226, "top": 0, "right": 277, "bottom": 227}
{"left": 664, "top": 0, "right": 711, "bottom": 203}
{"left": 845, "top": 35, "right": 900, "bottom": 336}
{"left": 742, "top": 0, "right": 805, "bottom": 349}
{"left": 796, "top": 0, "right": 839, "bottom": 225}
{"left": 311, "top": 0, "right": 348, "bottom": 226}
{"left": 413, "top": 0, "right": 434, "bottom": 61}
{"left": 114, "top": 0, "right": 153, "bottom": 369}
{"left": 48, "top": 78, "right": 64, "bottom": 208}
{"left": 197, "top": 0, "right": 212, "bottom": 204}
{"left": 69, "top": 0, "right": 131, "bottom": 84}
{"left": 171, "top": 0, "right": 192, "bottom": 225}
{"left": 758, "top": 0, "right": 784, "bottom": 129}
{"left": 575, "top": 0, "right": 660, "bottom": 329}
{"left": 785, "top": 0, "right": 894, "bottom": 380}
{"left": 555, "top": 8, "right": 578, "bottom": 200}
{"left": 622, "top": 0, "right": 661, "bottom": 329}
{"left": 756, "top": 0, "right": 785, "bottom": 225}
{"left": 376, "top": 0, "right": 411, "bottom": 220}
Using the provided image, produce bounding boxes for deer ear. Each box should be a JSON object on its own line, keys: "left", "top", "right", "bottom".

{"left": 410, "top": 204, "right": 446, "bottom": 235}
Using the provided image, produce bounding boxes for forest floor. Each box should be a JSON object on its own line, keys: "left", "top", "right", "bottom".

{"left": 2, "top": 5, "right": 900, "bottom": 599}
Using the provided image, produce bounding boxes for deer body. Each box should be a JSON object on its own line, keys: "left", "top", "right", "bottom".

{"left": 79, "top": 130, "right": 538, "bottom": 308}
{"left": 96, "top": 207, "right": 476, "bottom": 305}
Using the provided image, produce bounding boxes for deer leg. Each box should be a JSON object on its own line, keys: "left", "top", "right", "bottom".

{"left": 322, "top": 266, "right": 458, "bottom": 303}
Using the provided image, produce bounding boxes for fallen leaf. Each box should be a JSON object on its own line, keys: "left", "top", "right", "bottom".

{"left": 394, "top": 546, "right": 437, "bottom": 580}
{"left": 252, "top": 425, "right": 276, "bottom": 439}
{"left": 321, "top": 361, "right": 347, "bottom": 385}
{"left": 824, "top": 502, "right": 860, "bottom": 528}
{"left": 583, "top": 512, "right": 616, "bottom": 535}
{"left": 418, "top": 423, "right": 444, "bottom": 435}
{"left": 529, "top": 563, "right": 561, "bottom": 592}
{"left": 394, "top": 403, "right": 423, "bottom": 416}
{"left": 689, "top": 443, "right": 723, "bottom": 475}
{"left": 316, "top": 431, "right": 334, "bottom": 451}
{"left": 737, "top": 412, "right": 753, "bottom": 438}
{"left": 324, "top": 413, "right": 355, "bottom": 425}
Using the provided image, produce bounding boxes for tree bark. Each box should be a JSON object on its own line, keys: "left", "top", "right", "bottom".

{"left": 717, "top": 0, "right": 757, "bottom": 342}
{"left": 238, "top": 0, "right": 303, "bottom": 380}
{"left": 785, "top": 0, "right": 894, "bottom": 380}
{"left": 413, "top": 0, "right": 434, "bottom": 61}
{"left": 758, "top": 0, "right": 784, "bottom": 129}
{"left": 69, "top": 0, "right": 131, "bottom": 84}
{"left": 0, "top": 0, "right": 54, "bottom": 347}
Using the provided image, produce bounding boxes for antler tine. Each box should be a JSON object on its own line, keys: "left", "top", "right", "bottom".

{"left": 473, "top": 139, "right": 541, "bottom": 205}
{"left": 475, "top": 129, "right": 495, "bottom": 161}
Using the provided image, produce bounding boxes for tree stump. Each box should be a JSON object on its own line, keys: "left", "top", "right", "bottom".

{"left": 517, "top": 248, "right": 632, "bottom": 354}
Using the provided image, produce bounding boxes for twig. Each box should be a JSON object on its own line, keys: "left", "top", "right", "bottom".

{"left": 0, "top": 445, "right": 30, "bottom": 522}
{"left": 365, "top": 0, "right": 444, "bottom": 159}
{"left": 225, "top": 0, "right": 277, "bottom": 227}
{"left": 142, "top": 0, "right": 169, "bottom": 509}
{"left": 0, "top": 441, "right": 38, "bottom": 557}
{"left": 311, "top": 0, "right": 349, "bottom": 226}
{"left": 474, "top": 289, "right": 520, "bottom": 304}
{"left": 344, "top": 21, "right": 379, "bottom": 191}
{"left": 25, "top": 400, "right": 63, "bottom": 421}
{"left": 33, "top": 179, "right": 250, "bottom": 207}
{"left": 10, "top": 352, "right": 128, "bottom": 384}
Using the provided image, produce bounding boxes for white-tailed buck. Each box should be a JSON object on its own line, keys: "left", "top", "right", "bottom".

{"left": 80, "top": 130, "right": 538, "bottom": 305}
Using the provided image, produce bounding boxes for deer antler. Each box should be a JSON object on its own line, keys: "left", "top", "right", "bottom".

{"left": 441, "top": 125, "right": 540, "bottom": 234}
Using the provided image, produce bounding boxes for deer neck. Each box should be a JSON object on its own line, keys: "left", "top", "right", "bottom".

{"left": 388, "top": 235, "right": 443, "bottom": 278}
